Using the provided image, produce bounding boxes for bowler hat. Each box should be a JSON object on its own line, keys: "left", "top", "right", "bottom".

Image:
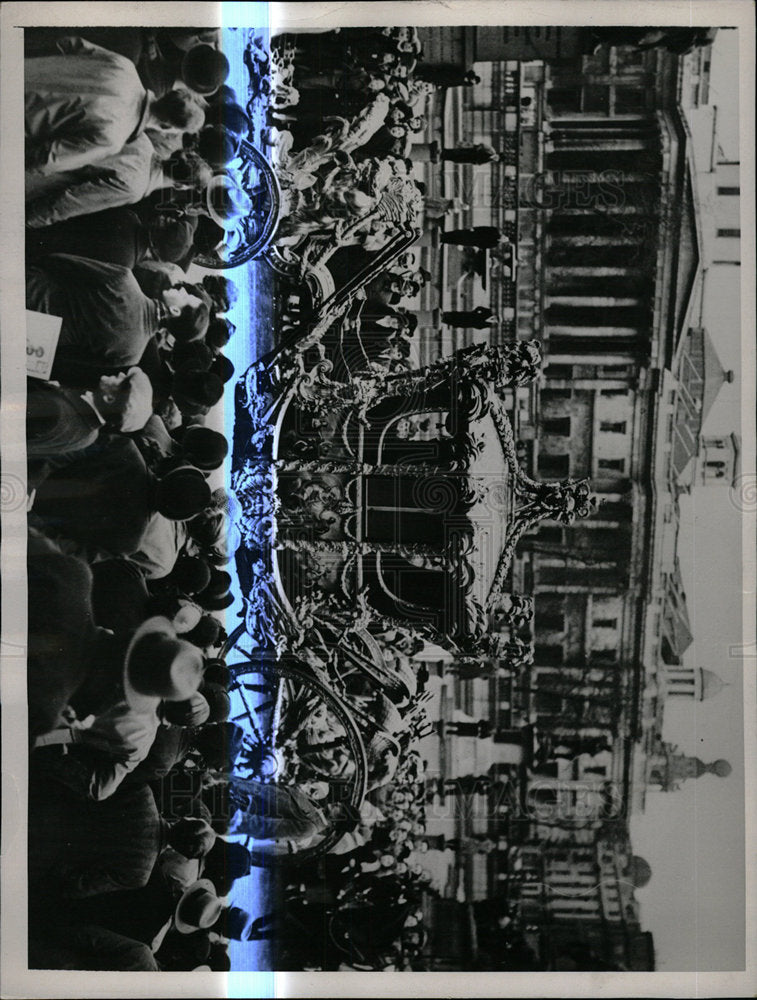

{"left": 181, "top": 45, "right": 230, "bottom": 95}
{"left": 171, "top": 554, "right": 212, "bottom": 595}
{"left": 182, "top": 426, "right": 229, "bottom": 471}
{"left": 171, "top": 340, "right": 214, "bottom": 373}
{"left": 156, "top": 465, "right": 211, "bottom": 521}
{"left": 149, "top": 215, "right": 197, "bottom": 263}
{"left": 175, "top": 879, "right": 223, "bottom": 934}
{"left": 185, "top": 613, "right": 223, "bottom": 649}
{"left": 212, "top": 905, "right": 253, "bottom": 941}
{"left": 211, "top": 84, "right": 238, "bottom": 105}
{"left": 203, "top": 839, "right": 252, "bottom": 890}
{"left": 208, "top": 354, "right": 235, "bottom": 384}
{"left": 205, "top": 317, "right": 234, "bottom": 351}
{"left": 206, "top": 100, "right": 251, "bottom": 137}
{"left": 197, "top": 569, "right": 233, "bottom": 611}
{"left": 200, "top": 569, "right": 232, "bottom": 601}
{"left": 199, "top": 590, "right": 234, "bottom": 611}
{"left": 197, "top": 125, "right": 242, "bottom": 169}
{"left": 192, "top": 214, "right": 226, "bottom": 254}
{"left": 124, "top": 616, "right": 204, "bottom": 710}
{"left": 202, "top": 661, "right": 232, "bottom": 688}
{"left": 172, "top": 370, "right": 224, "bottom": 409}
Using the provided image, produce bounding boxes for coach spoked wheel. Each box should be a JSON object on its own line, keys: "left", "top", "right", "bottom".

{"left": 193, "top": 139, "right": 282, "bottom": 270}
{"left": 216, "top": 623, "right": 368, "bottom": 867}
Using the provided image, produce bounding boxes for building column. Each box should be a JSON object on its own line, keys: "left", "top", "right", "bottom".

{"left": 545, "top": 243, "right": 646, "bottom": 269}
{"left": 546, "top": 325, "right": 641, "bottom": 338}
{"left": 545, "top": 171, "right": 658, "bottom": 185}
{"left": 547, "top": 335, "right": 648, "bottom": 359}
{"left": 665, "top": 666, "right": 698, "bottom": 699}
{"left": 546, "top": 354, "right": 638, "bottom": 367}
{"left": 548, "top": 234, "right": 643, "bottom": 246}
{"left": 550, "top": 137, "right": 657, "bottom": 152}
{"left": 546, "top": 149, "right": 661, "bottom": 173}
{"left": 545, "top": 295, "right": 644, "bottom": 308}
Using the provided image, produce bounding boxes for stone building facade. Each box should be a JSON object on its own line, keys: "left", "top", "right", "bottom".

{"left": 407, "top": 27, "right": 724, "bottom": 970}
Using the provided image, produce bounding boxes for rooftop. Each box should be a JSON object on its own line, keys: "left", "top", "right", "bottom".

{"left": 670, "top": 325, "right": 734, "bottom": 487}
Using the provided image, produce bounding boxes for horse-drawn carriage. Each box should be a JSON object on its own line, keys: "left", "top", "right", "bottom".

{"left": 191, "top": 126, "right": 594, "bottom": 868}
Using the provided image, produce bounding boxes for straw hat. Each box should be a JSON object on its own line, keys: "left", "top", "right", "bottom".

{"left": 119, "top": 367, "right": 154, "bottom": 433}
{"left": 205, "top": 172, "right": 252, "bottom": 230}
{"left": 123, "top": 616, "right": 204, "bottom": 711}
{"left": 174, "top": 879, "right": 223, "bottom": 935}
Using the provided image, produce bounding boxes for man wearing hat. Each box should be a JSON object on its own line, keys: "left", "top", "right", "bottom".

{"left": 198, "top": 683, "right": 230, "bottom": 721}
{"left": 440, "top": 225, "right": 504, "bottom": 248}
{"left": 152, "top": 552, "right": 211, "bottom": 596}
{"left": 440, "top": 142, "right": 501, "bottom": 165}
{"left": 186, "top": 504, "right": 239, "bottom": 565}
{"left": 25, "top": 36, "right": 206, "bottom": 177}
{"left": 132, "top": 257, "right": 188, "bottom": 298}
{"left": 171, "top": 368, "right": 223, "bottom": 417}
{"left": 173, "top": 879, "right": 224, "bottom": 935}
{"left": 196, "top": 123, "right": 243, "bottom": 171}
{"left": 200, "top": 839, "right": 252, "bottom": 897}
{"left": 129, "top": 409, "right": 182, "bottom": 470}
{"left": 172, "top": 880, "right": 256, "bottom": 943}
{"left": 27, "top": 367, "right": 153, "bottom": 459}
{"left": 189, "top": 722, "right": 245, "bottom": 780}
{"left": 212, "top": 905, "right": 256, "bottom": 942}
{"left": 27, "top": 528, "right": 100, "bottom": 740}
{"left": 127, "top": 470, "right": 207, "bottom": 572}
{"left": 201, "top": 273, "right": 238, "bottom": 314}
{"left": 28, "top": 756, "right": 216, "bottom": 900}
{"left": 441, "top": 305, "right": 499, "bottom": 330}
{"left": 118, "top": 688, "right": 232, "bottom": 798}
{"left": 33, "top": 616, "right": 205, "bottom": 800}
{"left": 208, "top": 354, "right": 235, "bottom": 386}
{"left": 155, "top": 464, "right": 213, "bottom": 520}
{"left": 202, "top": 659, "right": 232, "bottom": 688}
{"left": 205, "top": 171, "right": 253, "bottom": 229}
{"left": 151, "top": 767, "right": 214, "bottom": 895}
{"left": 170, "top": 339, "right": 215, "bottom": 376}
{"left": 195, "top": 568, "right": 233, "bottom": 612}
{"left": 180, "top": 425, "right": 229, "bottom": 472}
{"left": 205, "top": 316, "right": 236, "bottom": 358}
{"left": 30, "top": 438, "right": 210, "bottom": 559}
{"left": 124, "top": 509, "right": 190, "bottom": 581}
{"left": 414, "top": 63, "right": 480, "bottom": 88}
{"left": 29, "top": 435, "right": 154, "bottom": 555}
{"left": 26, "top": 252, "right": 212, "bottom": 381}
{"left": 25, "top": 131, "right": 208, "bottom": 230}
{"left": 184, "top": 615, "right": 225, "bottom": 651}
{"left": 209, "top": 773, "right": 360, "bottom": 848}
{"left": 154, "top": 926, "right": 214, "bottom": 970}
{"left": 139, "top": 40, "right": 229, "bottom": 99}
